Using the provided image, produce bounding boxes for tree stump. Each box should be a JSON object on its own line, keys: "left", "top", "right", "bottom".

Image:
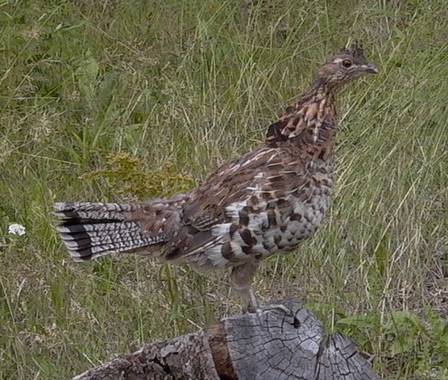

{"left": 74, "top": 299, "right": 377, "bottom": 380}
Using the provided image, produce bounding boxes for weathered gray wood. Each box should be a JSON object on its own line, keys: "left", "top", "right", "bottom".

{"left": 74, "top": 300, "right": 377, "bottom": 380}
{"left": 73, "top": 332, "right": 219, "bottom": 380}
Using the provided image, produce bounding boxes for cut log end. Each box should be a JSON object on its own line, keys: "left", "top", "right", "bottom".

{"left": 74, "top": 299, "right": 377, "bottom": 380}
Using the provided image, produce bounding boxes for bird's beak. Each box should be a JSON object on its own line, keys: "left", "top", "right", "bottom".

{"left": 362, "top": 63, "right": 379, "bottom": 74}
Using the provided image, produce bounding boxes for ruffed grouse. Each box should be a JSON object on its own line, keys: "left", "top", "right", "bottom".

{"left": 55, "top": 43, "right": 378, "bottom": 311}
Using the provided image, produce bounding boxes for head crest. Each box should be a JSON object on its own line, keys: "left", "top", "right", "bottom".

{"left": 341, "top": 41, "right": 365, "bottom": 58}
{"left": 335, "top": 41, "right": 368, "bottom": 65}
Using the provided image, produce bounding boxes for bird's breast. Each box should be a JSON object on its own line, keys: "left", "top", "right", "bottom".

{"left": 255, "top": 169, "right": 334, "bottom": 256}
{"left": 199, "top": 162, "right": 335, "bottom": 267}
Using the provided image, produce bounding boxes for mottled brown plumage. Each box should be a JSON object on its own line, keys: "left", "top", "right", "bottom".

{"left": 54, "top": 43, "right": 378, "bottom": 311}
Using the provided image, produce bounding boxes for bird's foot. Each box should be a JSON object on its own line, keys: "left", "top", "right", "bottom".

{"left": 250, "top": 304, "right": 295, "bottom": 320}
{"left": 258, "top": 303, "right": 294, "bottom": 318}
{"left": 242, "top": 288, "right": 293, "bottom": 318}
{"left": 250, "top": 303, "right": 300, "bottom": 329}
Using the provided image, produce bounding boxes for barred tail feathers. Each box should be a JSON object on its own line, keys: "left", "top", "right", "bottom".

{"left": 54, "top": 202, "right": 167, "bottom": 261}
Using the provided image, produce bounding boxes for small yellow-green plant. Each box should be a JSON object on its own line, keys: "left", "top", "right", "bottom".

{"left": 81, "top": 152, "right": 195, "bottom": 199}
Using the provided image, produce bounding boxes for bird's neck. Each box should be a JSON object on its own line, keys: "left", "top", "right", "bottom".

{"left": 265, "top": 81, "right": 338, "bottom": 159}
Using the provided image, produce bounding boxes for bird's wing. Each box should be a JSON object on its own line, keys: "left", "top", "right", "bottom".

{"left": 184, "top": 146, "right": 285, "bottom": 228}
{"left": 165, "top": 145, "right": 310, "bottom": 267}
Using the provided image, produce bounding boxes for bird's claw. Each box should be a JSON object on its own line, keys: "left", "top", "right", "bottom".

{"left": 245, "top": 303, "right": 294, "bottom": 319}
{"left": 258, "top": 303, "right": 294, "bottom": 318}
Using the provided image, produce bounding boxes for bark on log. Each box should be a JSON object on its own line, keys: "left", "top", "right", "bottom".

{"left": 74, "top": 299, "right": 377, "bottom": 380}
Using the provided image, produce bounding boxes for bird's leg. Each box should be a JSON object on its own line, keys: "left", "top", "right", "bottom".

{"left": 230, "top": 260, "right": 260, "bottom": 313}
{"left": 238, "top": 286, "right": 259, "bottom": 313}
{"left": 230, "top": 262, "right": 294, "bottom": 322}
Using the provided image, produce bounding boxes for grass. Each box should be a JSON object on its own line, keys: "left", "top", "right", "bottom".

{"left": 1, "top": 0, "right": 447, "bottom": 378}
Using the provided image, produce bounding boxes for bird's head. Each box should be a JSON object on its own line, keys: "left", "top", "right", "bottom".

{"left": 315, "top": 42, "right": 378, "bottom": 89}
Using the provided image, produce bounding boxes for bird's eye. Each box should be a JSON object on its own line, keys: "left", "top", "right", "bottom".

{"left": 342, "top": 59, "right": 352, "bottom": 68}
